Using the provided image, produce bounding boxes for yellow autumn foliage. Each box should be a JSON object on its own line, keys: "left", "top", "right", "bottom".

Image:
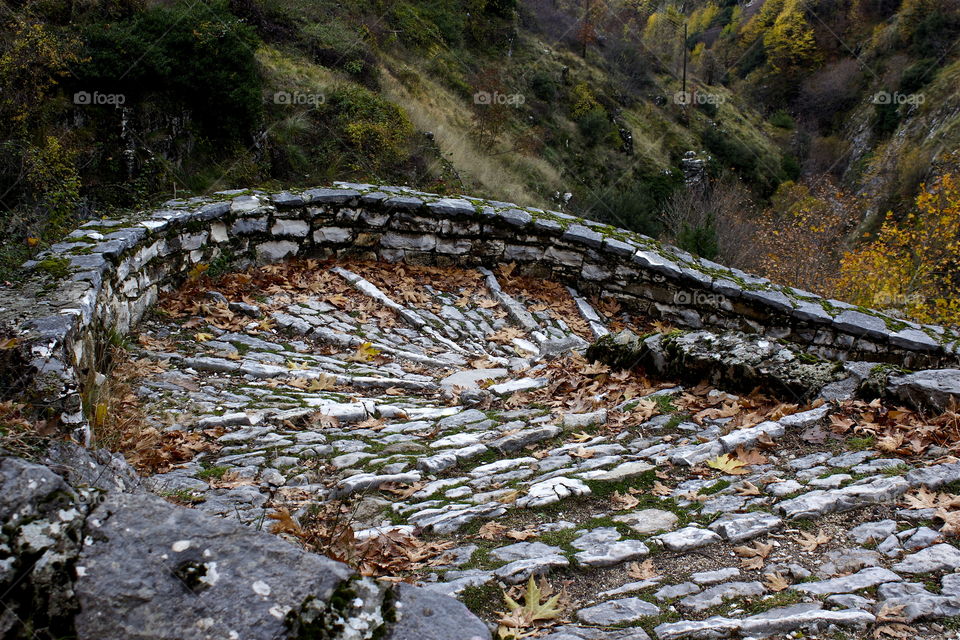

{"left": 838, "top": 170, "right": 960, "bottom": 326}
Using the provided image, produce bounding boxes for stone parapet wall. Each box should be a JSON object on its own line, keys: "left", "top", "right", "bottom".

{"left": 3, "top": 183, "right": 958, "bottom": 441}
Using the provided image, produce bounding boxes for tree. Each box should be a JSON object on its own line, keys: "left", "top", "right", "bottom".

{"left": 838, "top": 167, "right": 960, "bottom": 326}
{"left": 751, "top": 179, "right": 858, "bottom": 295}
{"left": 576, "top": 0, "right": 604, "bottom": 57}
{"left": 762, "top": 4, "right": 822, "bottom": 78}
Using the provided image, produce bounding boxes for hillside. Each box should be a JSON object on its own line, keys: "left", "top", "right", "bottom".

{"left": 2, "top": 0, "right": 959, "bottom": 324}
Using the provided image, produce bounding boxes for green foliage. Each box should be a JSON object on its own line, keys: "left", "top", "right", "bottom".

{"left": 781, "top": 154, "right": 801, "bottom": 181}
{"left": 770, "top": 110, "right": 795, "bottom": 129}
{"left": 872, "top": 101, "right": 900, "bottom": 138}
{"left": 677, "top": 213, "right": 720, "bottom": 260}
{"left": 76, "top": 0, "right": 262, "bottom": 141}
{"left": 529, "top": 71, "right": 559, "bottom": 102}
{"left": 389, "top": 3, "right": 449, "bottom": 47}
{"left": 577, "top": 108, "right": 619, "bottom": 147}
{"left": 36, "top": 257, "right": 72, "bottom": 279}
{"left": 327, "top": 85, "right": 414, "bottom": 170}
{"left": 26, "top": 136, "right": 81, "bottom": 237}
{"left": 899, "top": 58, "right": 937, "bottom": 94}
{"left": 587, "top": 171, "right": 683, "bottom": 237}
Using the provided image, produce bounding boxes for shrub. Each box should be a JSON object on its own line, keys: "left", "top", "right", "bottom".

{"left": 586, "top": 171, "right": 683, "bottom": 236}
{"left": 327, "top": 85, "right": 413, "bottom": 170}
{"left": 577, "top": 108, "right": 618, "bottom": 147}
{"left": 899, "top": 58, "right": 937, "bottom": 95}
{"left": 390, "top": 3, "right": 445, "bottom": 48}
{"left": 770, "top": 110, "right": 795, "bottom": 129}
{"left": 529, "top": 71, "right": 559, "bottom": 102}
{"left": 26, "top": 136, "right": 81, "bottom": 237}
{"left": 872, "top": 101, "right": 900, "bottom": 138}
{"left": 677, "top": 215, "right": 720, "bottom": 260}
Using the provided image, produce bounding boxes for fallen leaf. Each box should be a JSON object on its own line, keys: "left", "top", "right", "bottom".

{"left": 873, "top": 623, "right": 916, "bottom": 639}
{"left": 736, "top": 481, "right": 762, "bottom": 496}
{"left": 734, "top": 447, "right": 769, "bottom": 466}
{"left": 611, "top": 491, "right": 640, "bottom": 510}
{"left": 478, "top": 522, "right": 508, "bottom": 540}
{"left": 877, "top": 604, "right": 908, "bottom": 623}
{"left": 506, "top": 527, "right": 539, "bottom": 541}
{"left": 652, "top": 481, "right": 673, "bottom": 497}
{"left": 795, "top": 531, "right": 832, "bottom": 552}
{"left": 497, "top": 576, "right": 564, "bottom": 633}
{"left": 627, "top": 559, "right": 660, "bottom": 580}
{"left": 706, "top": 453, "right": 748, "bottom": 475}
{"left": 346, "top": 342, "right": 381, "bottom": 363}
{"left": 936, "top": 507, "right": 960, "bottom": 536}
{"left": 763, "top": 572, "right": 790, "bottom": 592}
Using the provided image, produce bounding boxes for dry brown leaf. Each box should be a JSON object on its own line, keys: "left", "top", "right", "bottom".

{"left": 876, "top": 604, "right": 908, "bottom": 623}
{"left": 611, "top": 491, "right": 641, "bottom": 510}
{"left": 795, "top": 531, "right": 832, "bottom": 552}
{"left": 652, "top": 481, "right": 673, "bottom": 497}
{"left": 627, "top": 559, "right": 660, "bottom": 580}
{"left": 734, "top": 541, "right": 773, "bottom": 559}
{"left": 736, "top": 481, "right": 762, "bottom": 496}
{"left": 873, "top": 623, "right": 916, "bottom": 639}
{"left": 734, "top": 447, "right": 769, "bottom": 466}
{"left": 505, "top": 527, "right": 539, "bottom": 541}
{"left": 762, "top": 572, "right": 790, "bottom": 592}
{"left": 478, "top": 522, "right": 508, "bottom": 540}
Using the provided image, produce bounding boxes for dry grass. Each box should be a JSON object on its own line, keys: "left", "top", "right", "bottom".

{"left": 378, "top": 59, "right": 555, "bottom": 206}
{"left": 89, "top": 346, "right": 221, "bottom": 474}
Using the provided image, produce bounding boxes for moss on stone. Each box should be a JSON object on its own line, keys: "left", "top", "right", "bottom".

{"left": 35, "top": 256, "right": 71, "bottom": 279}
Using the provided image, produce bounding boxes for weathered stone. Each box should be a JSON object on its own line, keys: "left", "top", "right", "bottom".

{"left": 893, "top": 544, "right": 960, "bottom": 574}
{"left": 888, "top": 369, "right": 960, "bottom": 412}
{"left": 385, "top": 582, "right": 492, "bottom": 640}
{"left": 490, "top": 542, "right": 564, "bottom": 563}
{"left": 657, "top": 527, "right": 722, "bottom": 551}
{"left": 777, "top": 476, "right": 909, "bottom": 519}
{"left": 654, "top": 582, "right": 700, "bottom": 601}
{"left": 576, "top": 597, "right": 660, "bottom": 625}
{"left": 584, "top": 330, "right": 645, "bottom": 370}
{"left": 75, "top": 492, "right": 354, "bottom": 640}
{"left": 740, "top": 603, "right": 875, "bottom": 637}
{"left": 517, "top": 477, "right": 591, "bottom": 508}
{"left": 493, "top": 554, "right": 569, "bottom": 584}
{"left": 707, "top": 512, "right": 782, "bottom": 542}
{"left": 795, "top": 567, "right": 901, "bottom": 595}
{"left": 613, "top": 509, "right": 678, "bottom": 535}
{"left": 679, "top": 581, "right": 765, "bottom": 612}
{"left": 574, "top": 539, "right": 649, "bottom": 568}
{"left": 691, "top": 568, "right": 740, "bottom": 585}
{"left": 489, "top": 377, "right": 548, "bottom": 396}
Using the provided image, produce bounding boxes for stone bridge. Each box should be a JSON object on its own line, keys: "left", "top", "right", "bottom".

{"left": 3, "top": 184, "right": 960, "bottom": 640}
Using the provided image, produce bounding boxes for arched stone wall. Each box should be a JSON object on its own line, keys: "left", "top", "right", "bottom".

{"left": 4, "top": 183, "right": 958, "bottom": 442}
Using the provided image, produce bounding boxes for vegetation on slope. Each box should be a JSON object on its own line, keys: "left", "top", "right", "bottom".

{"left": 1, "top": 0, "right": 959, "bottom": 325}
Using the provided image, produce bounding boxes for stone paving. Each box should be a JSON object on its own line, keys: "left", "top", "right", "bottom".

{"left": 125, "top": 261, "right": 960, "bottom": 639}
